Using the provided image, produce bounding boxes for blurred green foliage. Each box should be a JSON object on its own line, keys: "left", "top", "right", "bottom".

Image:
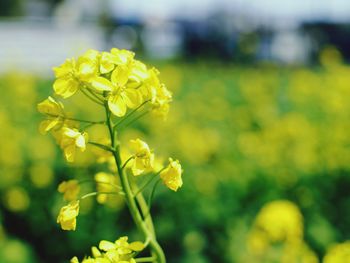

{"left": 0, "top": 49, "right": 350, "bottom": 262}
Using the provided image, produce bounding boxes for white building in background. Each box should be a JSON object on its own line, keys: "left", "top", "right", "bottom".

{"left": 270, "top": 30, "right": 312, "bottom": 65}
{"left": 141, "top": 21, "right": 183, "bottom": 59}
{"left": 0, "top": 20, "right": 104, "bottom": 74}
{"left": 0, "top": 0, "right": 105, "bottom": 74}
{"left": 1, "top": 0, "right": 350, "bottom": 74}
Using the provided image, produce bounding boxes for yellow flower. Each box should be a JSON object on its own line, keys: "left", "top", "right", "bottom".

{"left": 253, "top": 200, "right": 303, "bottom": 243}
{"left": 53, "top": 50, "right": 100, "bottom": 98}
{"left": 57, "top": 127, "right": 88, "bottom": 162}
{"left": 71, "top": 237, "right": 141, "bottom": 263}
{"left": 58, "top": 180, "right": 80, "bottom": 201}
{"left": 94, "top": 172, "right": 117, "bottom": 204}
{"left": 151, "top": 84, "right": 172, "bottom": 119}
{"left": 324, "top": 241, "right": 350, "bottom": 263}
{"left": 99, "top": 236, "right": 144, "bottom": 257}
{"left": 160, "top": 158, "right": 183, "bottom": 191}
{"left": 100, "top": 48, "right": 134, "bottom": 74}
{"left": 57, "top": 200, "right": 80, "bottom": 231}
{"left": 53, "top": 59, "right": 80, "bottom": 98}
{"left": 129, "top": 139, "right": 154, "bottom": 176}
{"left": 127, "top": 60, "right": 150, "bottom": 90}
{"left": 91, "top": 246, "right": 102, "bottom": 258}
{"left": 92, "top": 65, "right": 142, "bottom": 117}
{"left": 37, "top": 96, "right": 64, "bottom": 134}
{"left": 77, "top": 49, "right": 100, "bottom": 81}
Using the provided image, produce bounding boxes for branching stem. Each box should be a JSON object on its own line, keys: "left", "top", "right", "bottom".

{"left": 104, "top": 102, "right": 166, "bottom": 263}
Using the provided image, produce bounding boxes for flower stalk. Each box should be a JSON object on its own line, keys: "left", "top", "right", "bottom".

{"left": 105, "top": 102, "right": 166, "bottom": 263}
{"left": 38, "top": 48, "right": 183, "bottom": 263}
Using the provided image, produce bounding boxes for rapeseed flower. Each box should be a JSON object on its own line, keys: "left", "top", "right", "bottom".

{"left": 58, "top": 180, "right": 80, "bottom": 201}
{"left": 71, "top": 237, "right": 141, "bottom": 263}
{"left": 57, "top": 200, "right": 80, "bottom": 231}
{"left": 53, "top": 50, "right": 99, "bottom": 98}
{"left": 37, "top": 96, "right": 64, "bottom": 134}
{"left": 253, "top": 200, "right": 303, "bottom": 243}
{"left": 99, "top": 48, "right": 134, "bottom": 74}
{"left": 160, "top": 158, "right": 183, "bottom": 191}
{"left": 323, "top": 241, "right": 350, "bottom": 263}
{"left": 56, "top": 127, "right": 88, "bottom": 162}
{"left": 94, "top": 172, "right": 117, "bottom": 204}
{"left": 129, "top": 139, "right": 154, "bottom": 176}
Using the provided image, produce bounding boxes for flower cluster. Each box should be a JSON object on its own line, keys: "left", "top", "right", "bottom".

{"left": 37, "top": 96, "right": 87, "bottom": 162}
{"left": 38, "top": 48, "right": 183, "bottom": 262}
{"left": 53, "top": 48, "right": 171, "bottom": 118}
{"left": 247, "top": 200, "right": 318, "bottom": 263}
{"left": 70, "top": 236, "right": 144, "bottom": 263}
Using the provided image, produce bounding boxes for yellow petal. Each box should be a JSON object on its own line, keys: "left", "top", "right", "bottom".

{"left": 54, "top": 78, "right": 79, "bottom": 98}
{"left": 123, "top": 89, "right": 142, "bottom": 109}
{"left": 129, "top": 241, "right": 144, "bottom": 251}
{"left": 39, "top": 120, "right": 56, "bottom": 134}
{"left": 91, "top": 246, "right": 102, "bottom": 258}
{"left": 79, "top": 63, "right": 96, "bottom": 80}
{"left": 75, "top": 134, "right": 86, "bottom": 150}
{"left": 99, "top": 240, "right": 116, "bottom": 251}
{"left": 53, "top": 58, "right": 75, "bottom": 78}
{"left": 91, "top": 77, "right": 113, "bottom": 91}
{"left": 64, "top": 145, "right": 76, "bottom": 162}
{"left": 111, "top": 65, "right": 129, "bottom": 86}
{"left": 108, "top": 94, "right": 127, "bottom": 117}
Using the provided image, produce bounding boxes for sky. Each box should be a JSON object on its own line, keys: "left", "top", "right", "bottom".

{"left": 109, "top": 0, "right": 350, "bottom": 23}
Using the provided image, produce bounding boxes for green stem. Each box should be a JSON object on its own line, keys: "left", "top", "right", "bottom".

{"left": 88, "top": 142, "right": 114, "bottom": 152}
{"left": 86, "top": 87, "right": 106, "bottom": 102}
{"left": 80, "top": 88, "right": 104, "bottom": 105}
{"left": 114, "top": 100, "right": 150, "bottom": 128}
{"left": 46, "top": 114, "right": 105, "bottom": 124}
{"left": 146, "top": 179, "right": 161, "bottom": 219}
{"left": 123, "top": 111, "right": 150, "bottom": 129}
{"left": 122, "top": 156, "right": 135, "bottom": 169}
{"left": 135, "top": 190, "right": 156, "bottom": 236}
{"left": 80, "top": 191, "right": 124, "bottom": 200}
{"left": 136, "top": 257, "right": 156, "bottom": 262}
{"left": 133, "top": 174, "right": 159, "bottom": 197}
{"left": 104, "top": 102, "right": 166, "bottom": 263}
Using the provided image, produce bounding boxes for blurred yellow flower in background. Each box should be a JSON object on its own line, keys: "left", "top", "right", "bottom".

{"left": 58, "top": 180, "right": 81, "bottom": 201}
{"left": 323, "top": 241, "right": 350, "bottom": 263}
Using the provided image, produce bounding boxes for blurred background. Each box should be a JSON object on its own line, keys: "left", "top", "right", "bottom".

{"left": 1, "top": 0, "right": 350, "bottom": 262}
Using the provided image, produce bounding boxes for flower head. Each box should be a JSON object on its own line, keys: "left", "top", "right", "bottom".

{"left": 37, "top": 96, "right": 65, "bottom": 134}
{"left": 129, "top": 139, "right": 154, "bottom": 176}
{"left": 57, "top": 200, "right": 80, "bottom": 231}
{"left": 56, "top": 127, "right": 88, "bottom": 162}
{"left": 71, "top": 236, "right": 141, "bottom": 263}
{"left": 99, "top": 236, "right": 144, "bottom": 261}
{"left": 100, "top": 48, "right": 134, "bottom": 74}
{"left": 160, "top": 158, "right": 183, "bottom": 191}
{"left": 58, "top": 180, "right": 80, "bottom": 201}
{"left": 53, "top": 49, "right": 99, "bottom": 98}
{"left": 253, "top": 200, "right": 303, "bottom": 243}
{"left": 151, "top": 84, "right": 172, "bottom": 118}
